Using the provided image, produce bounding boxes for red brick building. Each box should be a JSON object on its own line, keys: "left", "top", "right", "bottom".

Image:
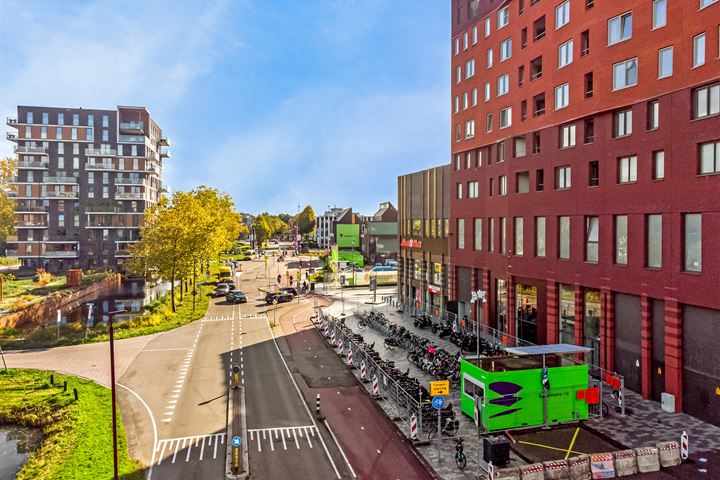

{"left": 449, "top": 0, "right": 720, "bottom": 426}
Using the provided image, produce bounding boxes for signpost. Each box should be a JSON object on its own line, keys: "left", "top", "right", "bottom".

{"left": 339, "top": 275, "right": 346, "bottom": 316}
{"left": 432, "top": 395, "right": 445, "bottom": 462}
{"left": 232, "top": 435, "right": 242, "bottom": 472}
{"left": 369, "top": 275, "right": 377, "bottom": 306}
{"left": 430, "top": 380, "right": 450, "bottom": 396}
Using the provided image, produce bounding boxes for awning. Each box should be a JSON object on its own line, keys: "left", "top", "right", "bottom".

{"left": 504, "top": 344, "right": 593, "bottom": 356}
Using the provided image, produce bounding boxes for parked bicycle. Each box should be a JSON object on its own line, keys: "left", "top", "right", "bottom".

{"left": 454, "top": 437, "right": 467, "bottom": 470}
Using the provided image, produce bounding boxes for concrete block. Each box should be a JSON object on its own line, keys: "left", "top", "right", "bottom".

{"left": 589, "top": 453, "right": 615, "bottom": 478}
{"left": 566, "top": 454, "right": 591, "bottom": 480}
{"left": 635, "top": 447, "right": 660, "bottom": 473}
{"left": 656, "top": 441, "right": 681, "bottom": 468}
{"left": 542, "top": 460, "right": 570, "bottom": 480}
{"left": 520, "top": 462, "right": 544, "bottom": 480}
{"left": 613, "top": 450, "right": 637, "bottom": 477}
{"left": 494, "top": 466, "right": 521, "bottom": 480}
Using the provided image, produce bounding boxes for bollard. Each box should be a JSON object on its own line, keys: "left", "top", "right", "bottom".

{"left": 360, "top": 361, "right": 368, "bottom": 382}
{"left": 338, "top": 341, "right": 344, "bottom": 356}
{"left": 372, "top": 375, "right": 381, "bottom": 399}
{"left": 589, "top": 453, "right": 615, "bottom": 478}
{"left": 542, "top": 460, "right": 569, "bottom": 480}
{"left": 63, "top": 380, "right": 68, "bottom": 392}
{"left": 410, "top": 414, "right": 418, "bottom": 440}
{"left": 347, "top": 347, "right": 354, "bottom": 367}
{"left": 316, "top": 393, "right": 320, "bottom": 415}
{"left": 73, "top": 388, "right": 79, "bottom": 401}
{"left": 50, "top": 374, "right": 54, "bottom": 385}
{"left": 680, "top": 431, "right": 689, "bottom": 461}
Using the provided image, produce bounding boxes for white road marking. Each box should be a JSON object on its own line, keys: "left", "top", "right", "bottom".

{"left": 154, "top": 433, "right": 225, "bottom": 465}
{"left": 116, "top": 383, "right": 158, "bottom": 479}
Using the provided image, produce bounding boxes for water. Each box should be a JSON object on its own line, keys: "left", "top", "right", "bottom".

{"left": 0, "top": 425, "right": 42, "bottom": 480}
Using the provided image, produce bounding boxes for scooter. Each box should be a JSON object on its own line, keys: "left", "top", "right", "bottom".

{"left": 413, "top": 314, "right": 432, "bottom": 329}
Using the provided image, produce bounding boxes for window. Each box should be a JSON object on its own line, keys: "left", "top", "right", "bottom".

{"left": 556, "top": 166, "right": 572, "bottom": 189}
{"left": 534, "top": 16, "right": 546, "bottom": 40}
{"left": 653, "top": 150, "right": 665, "bottom": 179}
{"left": 489, "top": 178, "right": 494, "bottom": 196}
{"left": 468, "top": 181, "right": 479, "bottom": 198}
{"left": 683, "top": 214, "right": 702, "bottom": 272}
{"left": 521, "top": 100, "right": 528, "bottom": 120}
{"left": 486, "top": 113, "right": 493, "bottom": 132}
{"left": 463, "top": 92, "right": 469, "bottom": 110}
{"left": 658, "top": 47, "right": 673, "bottom": 79}
{"left": 518, "top": 65, "right": 525, "bottom": 86}
{"left": 652, "top": 0, "right": 666, "bottom": 29}
{"left": 472, "top": 88, "right": 479, "bottom": 106}
{"left": 466, "top": 59, "right": 476, "bottom": 78}
{"left": 484, "top": 17, "right": 491, "bottom": 37}
{"left": 487, "top": 49, "right": 494, "bottom": 68}
{"left": 555, "top": 1, "right": 570, "bottom": 29}
{"left": 586, "top": 216, "right": 599, "bottom": 262}
{"left": 530, "top": 56, "right": 543, "bottom": 80}
{"left": 489, "top": 218, "right": 495, "bottom": 251}
{"left": 535, "top": 217, "right": 546, "bottom": 257}
{"left": 455, "top": 154, "right": 461, "bottom": 171}
{"left": 532, "top": 132, "right": 541, "bottom": 153}
{"left": 647, "top": 214, "right": 662, "bottom": 268}
{"left": 559, "top": 124, "right": 576, "bottom": 148}
{"left": 86, "top": 129, "right": 93, "bottom": 141}
{"left": 584, "top": 72, "right": 594, "bottom": 98}
{"left": 498, "top": 6, "right": 510, "bottom": 28}
{"left": 454, "top": 96, "right": 460, "bottom": 113}
{"left": 499, "top": 107, "right": 512, "bottom": 128}
{"left": 613, "top": 58, "right": 638, "bottom": 90}
{"left": 456, "top": 66, "right": 462, "bottom": 84}
{"left": 497, "top": 74, "right": 509, "bottom": 96}
{"left": 74, "top": 114, "right": 80, "bottom": 126}
{"left": 465, "top": 120, "right": 475, "bottom": 138}
{"left": 454, "top": 37, "right": 460, "bottom": 55}
{"left": 497, "top": 142, "right": 506, "bottom": 162}
{"left": 88, "top": 114, "right": 94, "bottom": 127}
{"left": 536, "top": 168, "right": 544, "bottom": 191}
{"left": 614, "top": 109, "right": 633, "bottom": 137}
{"left": 41, "top": 112, "right": 49, "bottom": 124}
{"left": 693, "top": 83, "right": 720, "bottom": 119}
{"left": 589, "top": 160, "right": 599, "bottom": 186}
{"left": 614, "top": 215, "right": 628, "bottom": 264}
{"left": 521, "top": 28, "right": 528, "bottom": 48}
{"left": 701, "top": 0, "right": 719, "bottom": 7}
{"left": 102, "top": 129, "right": 109, "bottom": 141}
{"left": 71, "top": 128, "right": 78, "bottom": 140}
{"left": 558, "top": 40, "right": 573, "bottom": 68}
{"left": 463, "top": 32, "right": 469, "bottom": 50}
{"left": 500, "top": 217, "right": 507, "bottom": 254}
{"left": 466, "top": 152, "right": 472, "bottom": 168}
{"left": 499, "top": 175, "right": 508, "bottom": 195}
{"left": 58, "top": 143, "right": 64, "bottom": 154}
{"left": 57, "top": 157, "right": 64, "bottom": 169}
{"left": 700, "top": 140, "right": 720, "bottom": 174}
{"left": 457, "top": 183, "right": 463, "bottom": 199}
{"left": 457, "top": 219, "right": 465, "bottom": 250}
{"left": 693, "top": 33, "right": 705, "bottom": 68}
{"left": 580, "top": 30, "right": 590, "bottom": 56}
{"left": 57, "top": 113, "right": 64, "bottom": 125}
{"left": 618, "top": 155, "right": 638, "bottom": 183}
{"left": 40, "top": 126, "right": 47, "bottom": 139}
{"left": 22, "top": 126, "right": 30, "bottom": 138}
{"left": 484, "top": 82, "right": 491, "bottom": 101}
{"left": 474, "top": 219, "right": 483, "bottom": 250}
{"left": 555, "top": 83, "right": 569, "bottom": 109}
{"left": 514, "top": 217, "right": 524, "bottom": 255}
{"left": 608, "top": 12, "right": 632, "bottom": 45}
{"left": 26, "top": 112, "right": 33, "bottom": 124}
{"left": 500, "top": 38, "right": 512, "bottom": 61}
{"left": 514, "top": 137, "right": 527, "bottom": 157}
{"left": 647, "top": 100, "right": 660, "bottom": 130}
{"left": 455, "top": 124, "right": 462, "bottom": 142}
{"left": 102, "top": 115, "right": 109, "bottom": 127}
{"left": 516, "top": 171, "right": 530, "bottom": 192}
{"left": 472, "top": 26, "right": 478, "bottom": 44}
{"left": 559, "top": 216, "right": 570, "bottom": 259}
{"left": 58, "top": 214, "right": 65, "bottom": 227}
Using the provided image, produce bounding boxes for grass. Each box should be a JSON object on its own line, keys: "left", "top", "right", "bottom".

{"left": 0, "top": 369, "right": 143, "bottom": 480}
{"left": 0, "top": 272, "right": 114, "bottom": 313}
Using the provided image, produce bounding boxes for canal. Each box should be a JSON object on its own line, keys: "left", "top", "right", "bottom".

{"left": 0, "top": 425, "right": 42, "bottom": 480}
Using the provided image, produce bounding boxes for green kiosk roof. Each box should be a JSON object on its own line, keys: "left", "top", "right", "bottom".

{"left": 504, "top": 344, "right": 593, "bottom": 356}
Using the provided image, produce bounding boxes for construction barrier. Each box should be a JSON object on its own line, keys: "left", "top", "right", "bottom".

{"left": 493, "top": 466, "right": 521, "bottom": 480}
{"left": 634, "top": 447, "right": 660, "bottom": 473}
{"left": 566, "top": 455, "right": 590, "bottom": 480}
{"left": 372, "top": 375, "right": 380, "bottom": 398}
{"left": 347, "top": 346, "right": 354, "bottom": 367}
{"left": 542, "top": 460, "right": 569, "bottom": 480}
{"left": 519, "top": 462, "right": 544, "bottom": 480}
{"left": 589, "top": 452, "right": 615, "bottom": 478}
{"left": 338, "top": 341, "right": 344, "bottom": 356}
{"left": 612, "top": 450, "right": 637, "bottom": 477}
{"left": 680, "top": 431, "right": 689, "bottom": 460}
{"left": 410, "top": 414, "right": 418, "bottom": 440}
{"left": 656, "top": 441, "right": 681, "bottom": 468}
{"left": 360, "top": 360, "right": 367, "bottom": 382}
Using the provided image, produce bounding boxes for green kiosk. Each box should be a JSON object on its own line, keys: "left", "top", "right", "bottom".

{"left": 460, "top": 344, "right": 593, "bottom": 432}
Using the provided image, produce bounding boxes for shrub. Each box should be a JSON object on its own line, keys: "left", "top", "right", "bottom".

{"left": 33, "top": 268, "right": 53, "bottom": 286}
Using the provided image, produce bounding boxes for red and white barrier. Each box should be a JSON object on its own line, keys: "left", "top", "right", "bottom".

{"left": 338, "top": 341, "right": 344, "bottom": 356}
{"left": 330, "top": 330, "right": 336, "bottom": 345}
{"left": 680, "top": 431, "right": 689, "bottom": 460}
{"left": 347, "top": 346, "right": 353, "bottom": 366}
{"left": 410, "top": 414, "right": 418, "bottom": 440}
{"left": 360, "top": 361, "right": 367, "bottom": 382}
{"left": 372, "top": 375, "right": 380, "bottom": 398}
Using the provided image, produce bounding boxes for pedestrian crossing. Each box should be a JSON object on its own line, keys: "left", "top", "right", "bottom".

{"left": 155, "top": 433, "right": 225, "bottom": 465}
{"left": 248, "top": 425, "right": 318, "bottom": 452}
{"left": 203, "top": 314, "right": 266, "bottom": 323}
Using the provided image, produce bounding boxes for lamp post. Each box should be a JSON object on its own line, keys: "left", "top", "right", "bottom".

{"left": 108, "top": 307, "right": 126, "bottom": 480}
{"left": 85, "top": 303, "right": 94, "bottom": 340}
{"left": 56, "top": 309, "right": 62, "bottom": 342}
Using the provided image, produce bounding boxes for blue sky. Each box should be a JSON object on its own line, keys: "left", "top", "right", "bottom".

{"left": 0, "top": 0, "right": 450, "bottom": 216}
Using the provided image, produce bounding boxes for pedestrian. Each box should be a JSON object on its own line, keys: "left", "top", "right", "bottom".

{"left": 277, "top": 274, "right": 281, "bottom": 285}
{"left": 289, "top": 275, "right": 294, "bottom": 286}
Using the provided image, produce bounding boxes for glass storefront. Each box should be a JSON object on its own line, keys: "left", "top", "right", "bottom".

{"left": 584, "top": 288, "right": 601, "bottom": 366}
{"left": 559, "top": 284, "right": 575, "bottom": 345}
{"left": 515, "top": 284, "right": 538, "bottom": 344}
{"left": 496, "top": 278, "right": 507, "bottom": 333}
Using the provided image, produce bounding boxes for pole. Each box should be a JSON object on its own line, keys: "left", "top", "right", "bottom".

{"left": 0, "top": 344, "right": 7, "bottom": 371}
{"left": 56, "top": 309, "right": 61, "bottom": 342}
{"left": 192, "top": 258, "right": 197, "bottom": 314}
{"left": 437, "top": 407, "right": 441, "bottom": 463}
{"left": 341, "top": 281, "right": 345, "bottom": 316}
{"left": 542, "top": 353, "right": 548, "bottom": 428}
{"left": 108, "top": 309, "right": 125, "bottom": 480}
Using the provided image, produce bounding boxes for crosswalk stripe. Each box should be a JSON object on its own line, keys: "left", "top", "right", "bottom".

{"left": 154, "top": 433, "right": 225, "bottom": 465}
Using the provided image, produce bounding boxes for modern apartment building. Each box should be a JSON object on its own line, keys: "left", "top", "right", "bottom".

{"left": 449, "top": 0, "right": 720, "bottom": 425}
{"left": 398, "top": 165, "right": 451, "bottom": 318}
{"left": 359, "top": 202, "right": 399, "bottom": 265}
{"left": 6, "top": 105, "right": 169, "bottom": 272}
{"left": 313, "top": 207, "right": 353, "bottom": 249}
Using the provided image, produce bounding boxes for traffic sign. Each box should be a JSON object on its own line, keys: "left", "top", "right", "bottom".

{"left": 231, "top": 436, "right": 242, "bottom": 448}
{"left": 429, "top": 380, "right": 450, "bottom": 396}
{"left": 339, "top": 275, "right": 346, "bottom": 286}
{"left": 369, "top": 276, "right": 377, "bottom": 291}
{"left": 431, "top": 396, "right": 445, "bottom": 410}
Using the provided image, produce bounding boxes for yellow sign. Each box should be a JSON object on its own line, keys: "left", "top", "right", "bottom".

{"left": 716, "top": 387, "right": 720, "bottom": 396}
{"left": 430, "top": 380, "right": 450, "bottom": 396}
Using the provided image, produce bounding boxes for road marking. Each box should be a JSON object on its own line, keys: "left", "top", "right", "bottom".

{"left": 154, "top": 433, "right": 225, "bottom": 465}
{"left": 141, "top": 348, "right": 193, "bottom": 353}
{"left": 324, "top": 419, "right": 357, "bottom": 478}
{"left": 565, "top": 427, "right": 581, "bottom": 460}
{"left": 116, "top": 383, "right": 158, "bottom": 479}
{"left": 247, "top": 426, "right": 318, "bottom": 453}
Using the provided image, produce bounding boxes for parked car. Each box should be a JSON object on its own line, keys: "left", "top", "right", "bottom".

{"left": 226, "top": 290, "right": 247, "bottom": 304}
{"left": 218, "top": 280, "right": 236, "bottom": 290}
{"left": 213, "top": 283, "right": 231, "bottom": 297}
{"left": 371, "top": 266, "right": 394, "bottom": 272}
{"left": 280, "top": 287, "right": 298, "bottom": 297}
{"left": 265, "top": 291, "right": 293, "bottom": 304}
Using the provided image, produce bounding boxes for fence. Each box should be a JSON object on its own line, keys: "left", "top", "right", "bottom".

{"left": 316, "top": 309, "right": 427, "bottom": 439}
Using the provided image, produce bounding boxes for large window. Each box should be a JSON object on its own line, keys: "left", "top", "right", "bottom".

{"left": 559, "top": 285, "right": 575, "bottom": 345}
{"left": 559, "top": 124, "right": 576, "bottom": 148}
{"left": 468, "top": 181, "right": 479, "bottom": 198}
{"left": 693, "top": 83, "right": 720, "bottom": 119}
{"left": 608, "top": 12, "right": 632, "bottom": 45}
{"left": 615, "top": 215, "right": 628, "bottom": 265}
{"left": 497, "top": 74, "right": 509, "bottom": 96}
{"left": 514, "top": 217, "right": 524, "bottom": 256}
{"left": 614, "top": 109, "right": 633, "bottom": 137}
{"left": 693, "top": 33, "right": 705, "bottom": 68}
{"left": 499, "top": 175, "right": 508, "bottom": 195}
{"left": 652, "top": 0, "right": 666, "bottom": 29}
{"left": 700, "top": 140, "right": 720, "bottom": 174}
{"left": 559, "top": 216, "right": 570, "bottom": 259}
{"left": 558, "top": 40, "right": 573, "bottom": 68}
{"left": 466, "top": 58, "right": 476, "bottom": 78}
{"left": 498, "top": 6, "right": 510, "bottom": 28}
{"left": 647, "top": 100, "right": 659, "bottom": 130}
{"left": 647, "top": 214, "right": 662, "bottom": 268}
{"left": 500, "top": 107, "right": 512, "bottom": 128}
{"left": 500, "top": 217, "right": 507, "bottom": 254}
{"left": 683, "top": 214, "right": 702, "bottom": 272}
{"left": 555, "top": 83, "right": 569, "bottom": 109}
{"left": 618, "top": 155, "right": 638, "bottom": 183}
{"left": 456, "top": 182, "right": 463, "bottom": 199}
{"left": 701, "top": 0, "right": 719, "bottom": 7}
{"left": 555, "top": 166, "right": 571, "bottom": 189}
{"left": 613, "top": 58, "right": 638, "bottom": 90}
{"left": 457, "top": 218, "right": 465, "bottom": 250}
{"left": 500, "top": 38, "right": 512, "bottom": 61}
{"left": 474, "top": 218, "right": 482, "bottom": 250}
{"left": 555, "top": 0, "right": 570, "bottom": 29}
{"left": 489, "top": 218, "right": 495, "bottom": 252}
{"left": 658, "top": 47, "right": 673, "bottom": 79}
{"left": 465, "top": 120, "right": 475, "bottom": 138}
{"left": 535, "top": 217, "right": 546, "bottom": 257}
{"left": 653, "top": 151, "right": 665, "bottom": 180}
{"left": 585, "top": 216, "right": 599, "bottom": 262}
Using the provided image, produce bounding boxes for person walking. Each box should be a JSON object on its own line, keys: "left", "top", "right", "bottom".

{"left": 277, "top": 274, "right": 282, "bottom": 285}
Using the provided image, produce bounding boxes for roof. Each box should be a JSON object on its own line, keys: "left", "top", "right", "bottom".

{"left": 504, "top": 344, "right": 593, "bottom": 356}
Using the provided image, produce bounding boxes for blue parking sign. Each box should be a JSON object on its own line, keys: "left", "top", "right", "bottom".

{"left": 231, "top": 436, "right": 242, "bottom": 447}
{"left": 432, "top": 396, "right": 445, "bottom": 410}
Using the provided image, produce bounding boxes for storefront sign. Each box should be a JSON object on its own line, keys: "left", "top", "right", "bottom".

{"left": 471, "top": 290, "right": 486, "bottom": 303}
{"left": 400, "top": 239, "right": 423, "bottom": 248}
{"left": 427, "top": 285, "right": 441, "bottom": 294}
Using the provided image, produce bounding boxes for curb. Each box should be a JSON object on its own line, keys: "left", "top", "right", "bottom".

{"left": 225, "top": 386, "right": 249, "bottom": 479}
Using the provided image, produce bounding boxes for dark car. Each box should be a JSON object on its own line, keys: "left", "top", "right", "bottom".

{"left": 226, "top": 290, "right": 247, "bottom": 304}
{"left": 265, "top": 291, "right": 293, "bottom": 304}
{"left": 280, "top": 287, "right": 298, "bottom": 297}
{"left": 213, "top": 284, "right": 231, "bottom": 297}
{"left": 219, "top": 280, "right": 236, "bottom": 290}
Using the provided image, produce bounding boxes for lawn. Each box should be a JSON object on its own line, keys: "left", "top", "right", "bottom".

{"left": 0, "top": 272, "right": 115, "bottom": 313}
{"left": 0, "top": 369, "right": 143, "bottom": 480}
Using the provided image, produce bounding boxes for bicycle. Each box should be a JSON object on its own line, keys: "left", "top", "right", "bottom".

{"left": 455, "top": 437, "right": 467, "bottom": 470}
{"left": 357, "top": 317, "right": 367, "bottom": 330}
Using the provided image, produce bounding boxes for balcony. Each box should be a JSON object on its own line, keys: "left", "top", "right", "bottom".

{"left": 16, "top": 220, "right": 48, "bottom": 228}
{"left": 5, "top": 249, "right": 18, "bottom": 257}
{"left": 6, "top": 117, "right": 18, "bottom": 126}
{"left": 85, "top": 163, "right": 115, "bottom": 170}
{"left": 45, "top": 250, "right": 79, "bottom": 258}
{"left": 46, "top": 176, "right": 78, "bottom": 184}
{"left": 118, "top": 134, "right": 145, "bottom": 144}
{"left": 16, "top": 205, "right": 48, "bottom": 213}
{"left": 85, "top": 148, "right": 117, "bottom": 156}
{"left": 85, "top": 205, "right": 131, "bottom": 213}
{"left": 160, "top": 149, "right": 170, "bottom": 159}
{"left": 115, "top": 177, "right": 146, "bottom": 186}
{"left": 146, "top": 163, "right": 160, "bottom": 174}
{"left": 15, "top": 145, "right": 47, "bottom": 154}
{"left": 17, "top": 160, "right": 49, "bottom": 169}
{"left": 6, "top": 132, "right": 17, "bottom": 142}
{"left": 119, "top": 122, "right": 144, "bottom": 133}
{"left": 43, "top": 191, "right": 79, "bottom": 199}
{"left": 115, "top": 192, "right": 144, "bottom": 200}
{"left": 159, "top": 137, "right": 171, "bottom": 147}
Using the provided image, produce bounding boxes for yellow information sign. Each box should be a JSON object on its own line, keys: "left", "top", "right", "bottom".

{"left": 430, "top": 380, "right": 450, "bottom": 396}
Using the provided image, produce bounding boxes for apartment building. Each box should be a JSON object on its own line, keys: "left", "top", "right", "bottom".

{"left": 449, "top": 0, "right": 720, "bottom": 425}
{"left": 359, "top": 202, "right": 399, "bottom": 265}
{"left": 313, "top": 207, "right": 352, "bottom": 249}
{"left": 6, "top": 105, "right": 169, "bottom": 271}
{"left": 398, "top": 165, "right": 451, "bottom": 318}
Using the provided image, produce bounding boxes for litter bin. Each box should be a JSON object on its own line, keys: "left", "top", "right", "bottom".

{"left": 310, "top": 282, "right": 315, "bottom": 291}
{"left": 483, "top": 435, "right": 510, "bottom": 466}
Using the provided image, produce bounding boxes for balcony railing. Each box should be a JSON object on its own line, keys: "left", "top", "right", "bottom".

{"left": 46, "top": 176, "right": 78, "bottom": 184}
{"left": 17, "top": 160, "right": 49, "bottom": 169}
{"left": 6, "top": 132, "right": 17, "bottom": 141}
{"left": 17, "top": 221, "right": 48, "bottom": 228}
{"left": 159, "top": 137, "right": 171, "bottom": 147}
{"left": 118, "top": 135, "right": 145, "bottom": 143}
{"left": 15, "top": 145, "right": 47, "bottom": 154}
{"left": 115, "top": 192, "right": 144, "bottom": 200}
{"left": 160, "top": 149, "right": 170, "bottom": 158}
{"left": 85, "top": 163, "right": 115, "bottom": 170}
{"left": 6, "top": 117, "right": 18, "bottom": 125}
{"left": 45, "top": 251, "right": 79, "bottom": 258}
{"left": 119, "top": 122, "right": 144, "bottom": 131}
{"left": 43, "top": 191, "right": 79, "bottom": 199}
{"left": 85, "top": 148, "right": 117, "bottom": 156}
{"left": 16, "top": 206, "right": 48, "bottom": 213}
{"left": 115, "top": 177, "right": 146, "bottom": 185}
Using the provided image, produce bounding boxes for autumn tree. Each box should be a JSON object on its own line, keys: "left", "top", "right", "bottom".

{"left": 293, "top": 205, "right": 316, "bottom": 237}
{"left": 0, "top": 157, "right": 16, "bottom": 244}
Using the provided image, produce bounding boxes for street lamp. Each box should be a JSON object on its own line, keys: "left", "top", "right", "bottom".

{"left": 108, "top": 307, "right": 126, "bottom": 480}
{"left": 85, "top": 303, "right": 94, "bottom": 340}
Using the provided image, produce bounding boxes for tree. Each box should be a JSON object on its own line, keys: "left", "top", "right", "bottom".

{"left": 278, "top": 213, "right": 292, "bottom": 225}
{"left": 0, "top": 157, "right": 16, "bottom": 243}
{"left": 253, "top": 213, "right": 290, "bottom": 244}
{"left": 294, "top": 205, "right": 316, "bottom": 236}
